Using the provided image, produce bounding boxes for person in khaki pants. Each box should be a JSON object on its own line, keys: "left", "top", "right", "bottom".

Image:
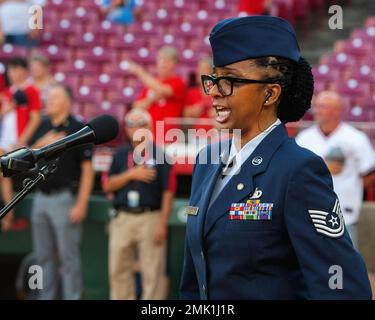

{"left": 104, "top": 109, "right": 176, "bottom": 300}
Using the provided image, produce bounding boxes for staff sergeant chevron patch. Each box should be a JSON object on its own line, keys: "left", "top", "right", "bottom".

{"left": 308, "top": 199, "right": 345, "bottom": 239}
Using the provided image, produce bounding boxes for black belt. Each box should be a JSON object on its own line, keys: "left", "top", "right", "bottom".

{"left": 38, "top": 187, "right": 73, "bottom": 195}
{"left": 117, "top": 206, "right": 160, "bottom": 214}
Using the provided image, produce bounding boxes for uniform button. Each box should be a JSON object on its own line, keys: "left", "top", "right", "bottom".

{"left": 237, "top": 183, "right": 245, "bottom": 190}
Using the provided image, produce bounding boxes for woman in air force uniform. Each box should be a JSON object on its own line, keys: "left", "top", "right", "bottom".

{"left": 180, "top": 15, "right": 372, "bottom": 300}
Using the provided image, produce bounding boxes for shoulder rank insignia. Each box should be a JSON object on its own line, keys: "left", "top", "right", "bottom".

{"left": 308, "top": 199, "right": 344, "bottom": 238}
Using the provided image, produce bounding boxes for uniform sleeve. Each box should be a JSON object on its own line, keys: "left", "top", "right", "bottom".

{"left": 179, "top": 235, "right": 200, "bottom": 300}
{"left": 354, "top": 133, "right": 375, "bottom": 176}
{"left": 284, "top": 154, "right": 372, "bottom": 299}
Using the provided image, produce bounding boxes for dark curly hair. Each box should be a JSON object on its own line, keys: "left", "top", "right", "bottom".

{"left": 252, "top": 56, "right": 314, "bottom": 123}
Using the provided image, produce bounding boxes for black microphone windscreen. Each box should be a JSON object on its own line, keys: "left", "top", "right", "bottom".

{"left": 87, "top": 115, "right": 119, "bottom": 144}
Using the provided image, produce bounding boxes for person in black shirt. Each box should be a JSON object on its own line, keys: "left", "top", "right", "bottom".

{"left": 104, "top": 108, "right": 176, "bottom": 300}
{"left": 28, "top": 84, "right": 94, "bottom": 300}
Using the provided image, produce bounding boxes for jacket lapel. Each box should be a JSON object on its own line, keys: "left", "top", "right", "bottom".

{"left": 203, "top": 124, "right": 289, "bottom": 236}
{"left": 187, "top": 140, "right": 231, "bottom": 249}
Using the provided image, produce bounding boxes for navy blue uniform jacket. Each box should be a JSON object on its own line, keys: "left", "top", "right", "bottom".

{"left": 180, "top": 124, "right": 372, "bottom": 299}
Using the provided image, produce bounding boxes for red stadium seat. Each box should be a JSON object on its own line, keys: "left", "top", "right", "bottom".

{"left": 82, "top": 73, "right": 126, "bottom": 91}
{"left": 189, "top": 10, "right": 219, "bottom": 29}
{"left": 46, "top": 0, "right": 75, "bottom": 10}
{"left": 50, "top": 18, "right": 83, "bottom": 36}
{"left": 341, "top": 38, "right": 372, "bottom": 58}
{"left": 355, "top": 95, "right": 375, "bottom": 111}
{"left": 166, "top": 0, "right": 199, "bottom": 13}
{"left": 180, "top": 48, "right": 201, "bottom": 66}
{"left": 176, "top": 22, "right": 201, "bottom": 38}
{"left": 40, "top": 30, "right": 64, "bottom": 46}
{"left": 0, "top": 44, "right": 27, "bottom": 60}
{"left": 64, "top": 59, "right": 99, "bottom": 76}
{"left": 313, "top": 81, "right": 328, "bottom": 95}
{"left": 147, "top": 35, "right": 185, "bottom": 52}
{"left": 70, "top": 7, "right": 99, "bottom": 24}
{"left": 91, "top": 20, "right": 124, "bottom": 37}
{"left": 343, "top": 105, "right": 374, "bottom": 122}
{"left": 75, "top": 0, "right": 101, "bottom": 12}
{"left": 204, "top": 0, "right": 233, "bottom": 12}
{"left": 54, "top": 73, "right": 82, "bottom": 89}
{"left": 323, "top": 52, "right": 357, "bottom": 70}
{"left": 130, "top": 47, "right": 156, "bottom": 64}
{"left": 362, "top": 55, "right": 375, "bottom": 68}
{"left": 85, "top": 46, "right": 118, "bottom": 63}
{"left": 333, "top": 78, "right": 372, "bottom": 100}
{"left": 128, "top": 21, "right": 163, "bottom": 38}
{"left": 312, "top": 65, "right": 341, "bottom": 82}
{"left": 106, "top": 32, "right": 145, "bottom": 50}
{"left": 348, "top": 64, "right": 375, "bottom": 83}
{"left": 106, "top": 83, "right": 142, "bottom": 106}
{"left": 39, "top": 45, "right": 70, "bottom": 62}
{"left": 75, "top": 85, "right": 105, "bottom": 104}
{"left": 147, "top": 8, "right": 173, "bottom": 26}
{"left": 100, "top": 60, "right": 135, "bottom": 78}
{"left": 350, "top": 27, "right": 375, "bottom": 45}
{"left": 65, "top": 32, "right": 98, "bottom": 48}
{"left": 137, "top": 0, "right": 159, "bottom": 12}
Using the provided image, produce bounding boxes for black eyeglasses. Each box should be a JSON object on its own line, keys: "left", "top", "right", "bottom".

{"left": 201, "top": 74, "right": 275, "bottom": 97}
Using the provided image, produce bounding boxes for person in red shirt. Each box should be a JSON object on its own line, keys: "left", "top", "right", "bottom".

{"left": 0, "top": 57, "right": 41, "bottom": 232}
{"left": 238, "top": 0, "right": 273, "bottom": 15}
{"left": 1, "top": 57, "right": 41, "bottom": 151}
{"left": 183, "top": 56, "right": 215, "bottom": 131}
{"left": 128, "top": 46, "right": 186, "bottom": 145}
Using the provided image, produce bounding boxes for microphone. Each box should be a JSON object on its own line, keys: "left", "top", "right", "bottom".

{"left": 0, "top": 114, "right": 119, "bottom": 177}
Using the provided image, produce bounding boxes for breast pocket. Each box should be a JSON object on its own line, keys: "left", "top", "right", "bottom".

{"left": 225, "top": 219, "right": 279, "bottom": 234}
{"left": 225, "top": 197, "right": 279, "bottom": 234}
{"left": 217, "top": 218, "right": 280, "bottom": 273}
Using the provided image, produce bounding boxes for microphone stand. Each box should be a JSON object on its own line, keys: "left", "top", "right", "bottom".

{"left": 0, "top": 161, "right": 58, "bottom": 220}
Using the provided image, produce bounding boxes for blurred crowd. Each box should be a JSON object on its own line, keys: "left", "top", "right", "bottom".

{"left": 0, "top": 44, "right": 214, "bottom": 300}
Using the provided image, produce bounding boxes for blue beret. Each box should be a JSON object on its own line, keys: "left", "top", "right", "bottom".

{"left": 209, "top": 16, "right": 301, "bottom": 67}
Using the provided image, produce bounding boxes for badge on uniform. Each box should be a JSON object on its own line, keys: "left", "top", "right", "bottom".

{"left": 229, "top": 197, "right": 274, "bottom": 220}
{"left": 308, "top": 198, "right": 344, "bottom": 238}
{"left": 185, "top": 206, "right": 199, "bottom": 216}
